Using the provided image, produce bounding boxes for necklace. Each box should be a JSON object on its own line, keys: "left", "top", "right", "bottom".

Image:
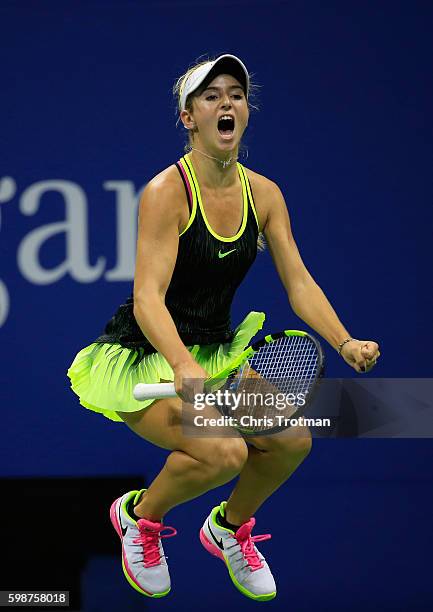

{"left": 189, "top": 147, "right": 238, "bottom": 169}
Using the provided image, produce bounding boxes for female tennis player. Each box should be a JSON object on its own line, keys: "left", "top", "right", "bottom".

{"left": 67, "top": 54, "right": 380, "bottom": 601}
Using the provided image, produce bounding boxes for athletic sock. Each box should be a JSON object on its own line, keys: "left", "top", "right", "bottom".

{"left": 216, "top": 510, "right": 241, "bottom": 532}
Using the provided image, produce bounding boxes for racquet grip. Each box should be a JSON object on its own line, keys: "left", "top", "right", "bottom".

{"left": 133, "top": 382, "right": 177, "bottom": 400}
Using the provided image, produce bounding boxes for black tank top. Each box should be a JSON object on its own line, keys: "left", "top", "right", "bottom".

{"left": 95, "top": 153, "right": 260, "bottom": 354}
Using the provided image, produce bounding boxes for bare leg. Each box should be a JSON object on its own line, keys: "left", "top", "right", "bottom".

{"left": 117, "top": 398, "right": 248, "bottom": 521}
{"left": 224, "top": 426, "right": 312, "bottom": 526}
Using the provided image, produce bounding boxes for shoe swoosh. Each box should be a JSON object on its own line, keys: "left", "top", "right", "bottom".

{"left": 207, "top": 520, "right": 224, "bottom": 550}
{"left": 118, "top": 505, "right": 128, "bottom": 537}
{"left": 218, "top": 249, "right": 236, "bottom": 259}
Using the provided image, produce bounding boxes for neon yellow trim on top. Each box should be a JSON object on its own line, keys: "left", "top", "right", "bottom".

{"left": 238, "top": 163, "right": 260, "bottom": 232}
{"left": 178, "top": 157, "right": 198, "bottom": 237}
{"left": 184, "top": 153, "right": 248, "bottom": 243}
{"left": 284, "top": 330, "right": 307, "bottom": 337}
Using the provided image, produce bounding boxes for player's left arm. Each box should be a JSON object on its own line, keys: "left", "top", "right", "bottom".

{"left": 262, "top": 180, "right": 380, "bottom": 372}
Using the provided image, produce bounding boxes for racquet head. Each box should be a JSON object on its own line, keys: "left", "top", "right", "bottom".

{"left": 204, "top": 330, "right": 325, "bottom": 435}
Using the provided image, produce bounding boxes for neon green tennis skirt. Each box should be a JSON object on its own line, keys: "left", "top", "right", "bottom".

{"left": 67, "top": 311, "right": 265, "bottom": 422}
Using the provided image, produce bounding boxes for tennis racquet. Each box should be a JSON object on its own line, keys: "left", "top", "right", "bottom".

{"left": 133, "top": 330, "right": 325, "bottom": 435}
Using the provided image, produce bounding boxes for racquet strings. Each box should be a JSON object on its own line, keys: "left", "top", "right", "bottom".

{"left": 224, "top": 334, "right": 321, "bottom": 431}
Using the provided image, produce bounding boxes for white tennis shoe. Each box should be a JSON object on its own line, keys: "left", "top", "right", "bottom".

{"left": 110, "top": 489, "right": 177, "bottom": 598}
{"left": 200, "top": 501, "right": 276, "bottom": 601}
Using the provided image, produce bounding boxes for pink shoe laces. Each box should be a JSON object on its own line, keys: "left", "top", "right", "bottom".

{"left": 134, "top": 518, "right": 177, "bottom": 568}
{"left": 235, "top": 517, "right": 271, "bottom": 571}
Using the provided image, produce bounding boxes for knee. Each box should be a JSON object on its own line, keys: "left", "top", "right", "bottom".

{"left": 203, "top": 438, "right": 249, "bottom": 480}
{"left": 287, "top": 433, "right": 313, "bottom": 459}
{"left": 256, "top": 427, "right": 313, "bottom": 460}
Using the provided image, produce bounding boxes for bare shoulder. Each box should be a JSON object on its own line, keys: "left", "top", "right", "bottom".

{"left": 139, "top": 163, "right": 188, "bottom": 229}
{"left": 143, "top": 163, "right": 184, "bottom": 203}
{"left": 243, "top": 167, "right": 284, "bottom": 228}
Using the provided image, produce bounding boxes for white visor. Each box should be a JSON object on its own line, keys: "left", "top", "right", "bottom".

{"left": 179, "top": 54, "right": 249, "bottom": 112}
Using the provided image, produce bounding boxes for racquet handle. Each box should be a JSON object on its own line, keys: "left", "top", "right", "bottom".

{"left": 133, "top": 382, "right": 177, "bottom": 400}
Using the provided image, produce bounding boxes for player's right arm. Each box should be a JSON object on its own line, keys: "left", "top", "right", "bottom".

{"left": 133, "top": 172, "right": 208, "bottom": 398}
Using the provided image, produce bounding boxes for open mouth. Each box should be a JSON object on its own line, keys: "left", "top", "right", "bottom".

{"left": 217, "top": 115, "right": 235, "bottom": 137}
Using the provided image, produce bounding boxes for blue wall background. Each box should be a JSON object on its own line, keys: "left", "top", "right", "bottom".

{"left": 1, "top": 1, "right": 432, "bottom": 610}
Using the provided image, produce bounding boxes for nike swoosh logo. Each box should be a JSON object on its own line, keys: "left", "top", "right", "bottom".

{"left": 208, "top": 520, "right": 224, "bottom": 550}
{"left": 119, "top": 507, "right": 128, "bottom": 537}
{"left": 218, "top": 249, "right": 236, "bottom": 259}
